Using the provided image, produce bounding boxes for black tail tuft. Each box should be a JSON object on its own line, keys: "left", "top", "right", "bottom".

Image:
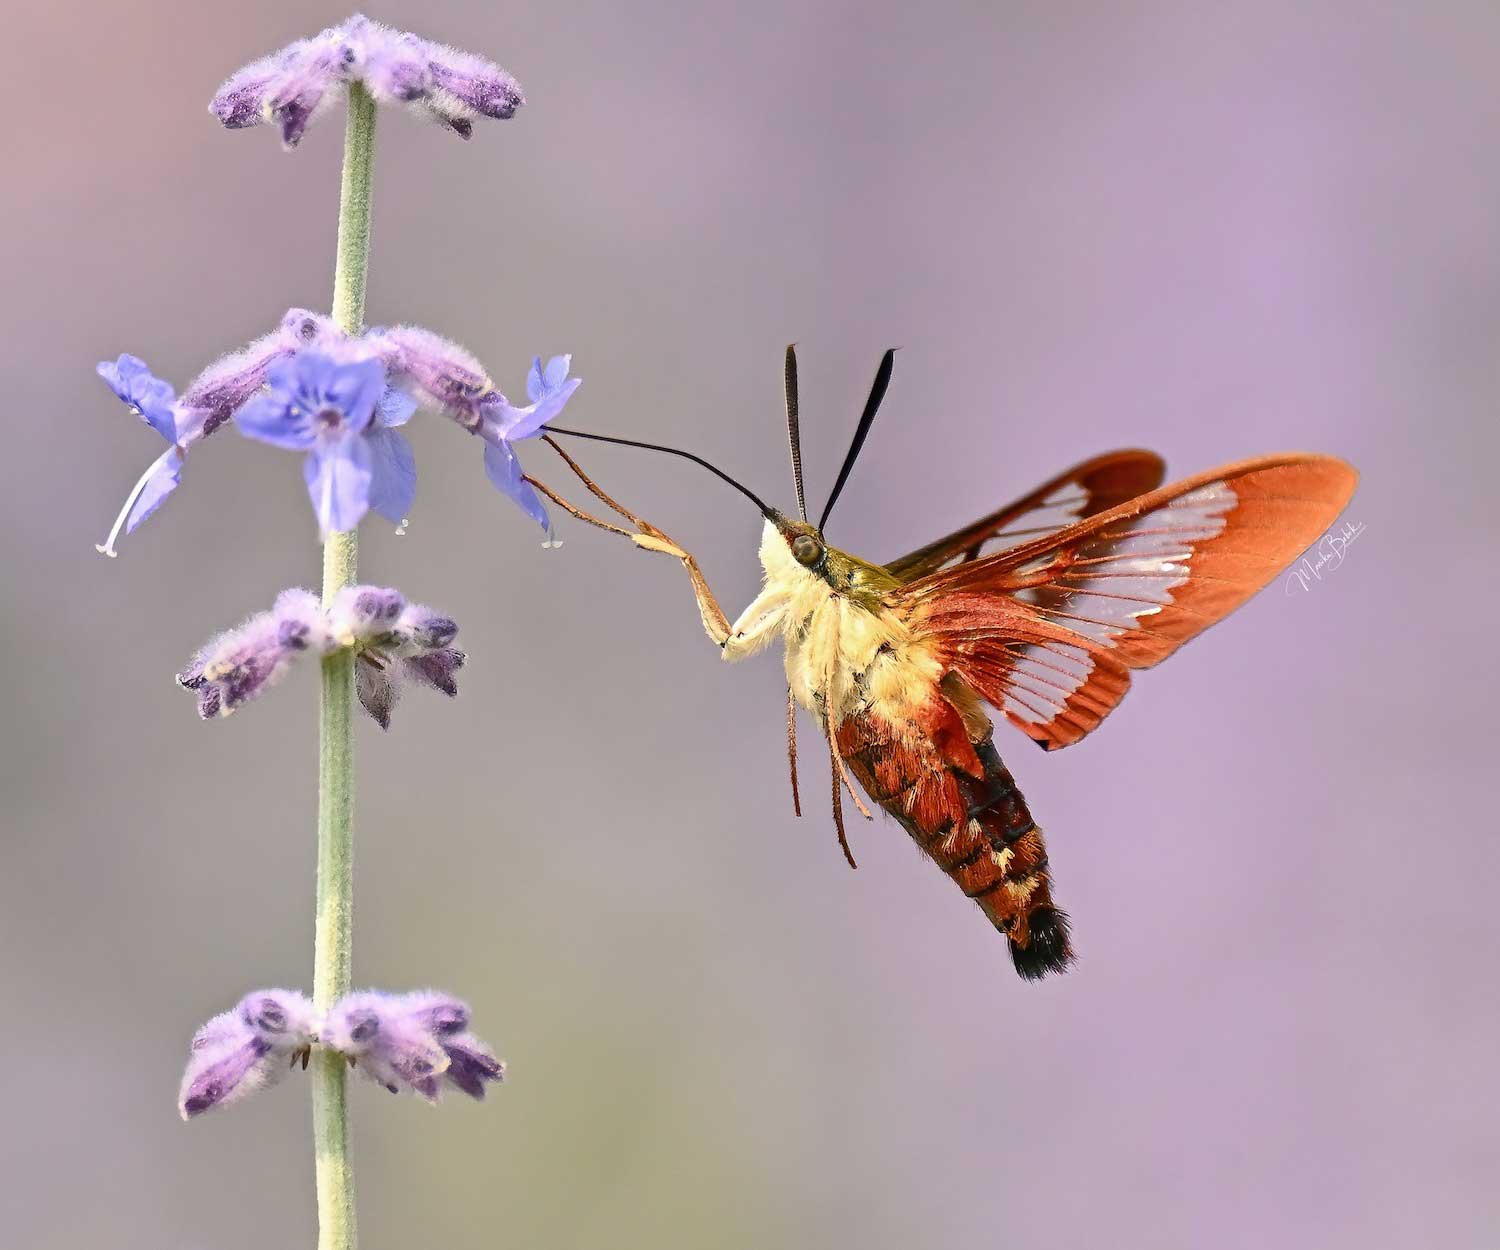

{"left": 1009, "top": 905, "right": 1075, "bottom": 980}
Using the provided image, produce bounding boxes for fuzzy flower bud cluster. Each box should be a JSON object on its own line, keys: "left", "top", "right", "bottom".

{"left": 211, "top": 14, "right": 524, "bottom": 149}
{"left": 180, "top": 989, "right": 504, "bottom": 1119}
{"left": 177, "top": 585, "right": 464, "bottom": 726}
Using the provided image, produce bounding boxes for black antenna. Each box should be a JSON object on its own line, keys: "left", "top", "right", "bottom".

{"left": 544, "top": 424, "right": 776, "bottom": 518}
{"left": 784, "top": 344, "right": 807, "bottom": 521}
{"left": 817, "top": 349, "right": 895, "bottom": 531}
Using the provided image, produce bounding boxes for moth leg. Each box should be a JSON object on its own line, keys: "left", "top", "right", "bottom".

{"left": 535, "top": 436, "right": 735, "bottom": 647}
{"left": 787, "top": 687, "right": 802, "bottom": 818}
{"left": 524, "top": 473, "right": 635, "bottom": 540}
{"left": 826, "top": 733, "right": 858, "bottom": 870}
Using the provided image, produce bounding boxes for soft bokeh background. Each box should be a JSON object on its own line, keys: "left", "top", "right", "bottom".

{"left": 3, "top": 2, "right": 1496, "bottom": 1247}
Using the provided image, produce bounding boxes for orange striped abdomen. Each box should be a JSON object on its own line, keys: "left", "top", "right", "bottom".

{"left": 837, "top": 710, "right": 1074, "bottom": 979}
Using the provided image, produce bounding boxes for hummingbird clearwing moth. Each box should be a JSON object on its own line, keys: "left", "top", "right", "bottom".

{"left": 536, "top": 348, "right": 1358, "bottom": 980}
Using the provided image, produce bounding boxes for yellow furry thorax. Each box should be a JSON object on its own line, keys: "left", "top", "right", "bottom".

{"left": 719, "top": 519, "right": 943, "bottom": 729}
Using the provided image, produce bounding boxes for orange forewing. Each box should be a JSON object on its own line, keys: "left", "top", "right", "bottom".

{"left": 898, "top": 454, "right": 1358, "bottom": 750}
{"left": 885, "top": 448, "right": 1166, "bottom": 581}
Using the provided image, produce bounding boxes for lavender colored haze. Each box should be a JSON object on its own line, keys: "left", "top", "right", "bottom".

{"left": 2, "top": 3, "right": 1496, "bottom": 1250}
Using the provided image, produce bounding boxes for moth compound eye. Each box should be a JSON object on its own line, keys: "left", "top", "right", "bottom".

{"left": 791, "top": 534, "right": 824, "bottom": 567}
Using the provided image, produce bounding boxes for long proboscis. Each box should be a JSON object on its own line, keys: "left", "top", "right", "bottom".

{"left": 543, "top": 424, "right": 776, "bottom": 518}
{"left": 818, "top": 349, "right": 895, "bottom": 531}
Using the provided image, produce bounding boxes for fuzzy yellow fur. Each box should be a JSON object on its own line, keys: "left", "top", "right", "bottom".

{"left": 722, "top": 521, "right": 943, "bottom": 732}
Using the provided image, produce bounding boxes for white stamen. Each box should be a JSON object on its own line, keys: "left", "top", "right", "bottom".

{"left": 394, "top": 517, "right": 409, "bottom": 536}
{"left": 95, "top": 453, "right": 173, "bottom": 558}
{"left": 540, "top": 526, "right": 564, "bottom": 551}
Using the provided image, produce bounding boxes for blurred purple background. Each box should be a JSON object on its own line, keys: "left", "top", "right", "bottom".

{"left": 2, "top": 2, "right": 1496, "bottom": 1247}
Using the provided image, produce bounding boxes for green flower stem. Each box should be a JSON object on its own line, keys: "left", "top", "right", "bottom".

{"left": 312, "top": 82, "right": 376, "bottom": 1250}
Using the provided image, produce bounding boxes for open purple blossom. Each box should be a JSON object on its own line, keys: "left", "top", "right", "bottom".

{"left": 321, "top": 991, "right": 505, "bottom": 1101}
{"left": 211, "top": 14, "right": 524, "bottom": 149}
{"left": 94, "top": 356, "right": 183, "bottom": 558}
{"left": 179, "top": 309, "right": 340, "bottom": 443}
{"left": 475, "top": 355, "right": 582, "bottom": 531}
{"left": 360, "top": 329, "right": 582, "bottom": 532}
{"left": 236, "top": 352, "right": 416, "bottom": 538}
{"left": 95, "top": 310, "right": 340, "bottom": 557}
{"left": 179, "top": 990, "right": 317, "bottom": 1119}
{"left": 179, "top": 585, "right": 463, "bottom": 726}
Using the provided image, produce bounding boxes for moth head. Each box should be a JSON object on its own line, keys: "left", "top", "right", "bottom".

{"left": 760, "top": 513, "right": 897, "bottom": 601}
{"left": 759, "top": 513, "right": 826, "bottom": 580}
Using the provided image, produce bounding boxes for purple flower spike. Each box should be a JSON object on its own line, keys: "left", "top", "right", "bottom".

{"left": 210, "top": 16, "right": 524, "bottom": 149}
{"left": 178, "top": 989, "right": 316, "bottom": 1120}
{"left": 236, "top": 351, "right": 410, "bottom": 539}
{"left": 321, "top": 991, "right": 504, "bottom": 1102}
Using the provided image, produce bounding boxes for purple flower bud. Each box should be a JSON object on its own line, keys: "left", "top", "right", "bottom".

{"left": 193, "top": 613, "right": 296, "bottom": 715}
{"left": 272, "top": 588, "right": 330, "bottom": 654}
{"left": 401, "top": 991, "right": 470, "bottom": 1036}
{"left": 263, "top": 35, "right": 344, "bottom": 148}
{"left": 362, "top": 28, "right": 431, "bottom": 104}
{"left": 237, "top": 989, "right": 318, "bottom": 1047}
{"left": 328, "top": 584, "right": 407, "bottom": 646}
{"left": 178, "top": 990, "right": 315, "bottom": 1120}
{"left": 398, "top": 604, "right": 458, "bottom": 652}
{"left": 210, "top": 52, "right": 285, "bottom": 128}
{"left": 403, "top": 647, "right": 465, "bottom": 698}
{"left": 427, "top": 44, "right": 525, "bottom": 120}
{"left": 365, "top": 325, "right": 492, "bottom": 424}
{"left": 321, "top": 991, "right": 503, "bottom": 1102}
{"left": 321, "top": 992, "right": 450, "bottom": 1097}
{"left": 440, "top": 1034, "right": 506, "bottom": 1100}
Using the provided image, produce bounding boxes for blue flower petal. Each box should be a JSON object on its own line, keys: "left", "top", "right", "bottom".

{"left": 543, "top": 354, "right": 571, "bottom": 394}
{"left": 504, "top": 376, "right": 581, "bottom": 442}
{"left": 304, "top": 435, "right": 374, "bottom": 537}
{"left": 482, "top": 439, "right": 548, "bottom": 529}
{"left": 97, "top": 354, "right": 150, "bottom": 404}
{"left": 366, "top": 427, "right": 417, "bottom": 524}
{"left": 276, "top": 351, "right": 331, "bottom": 398}
{"left": 236, "top": 391, "right": 316, "bottom": 450}
{"left": 322, "top": 358, "right": 385, "bottom": 434}
{"left": 377, "top": 387, "right": 417, "bottom": 428}
{"left": 125, "top": 446, "right": 184, "bottom": 533}
{"left": 526, "top": 354, "right": 572, "bottom": 404}
{"left": 97, "top": 354, "right": 178, "bottom": 441}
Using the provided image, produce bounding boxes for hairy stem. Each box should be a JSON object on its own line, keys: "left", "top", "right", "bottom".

{"left": 312, "top": 81, "right": 376, "bottom": 1250}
